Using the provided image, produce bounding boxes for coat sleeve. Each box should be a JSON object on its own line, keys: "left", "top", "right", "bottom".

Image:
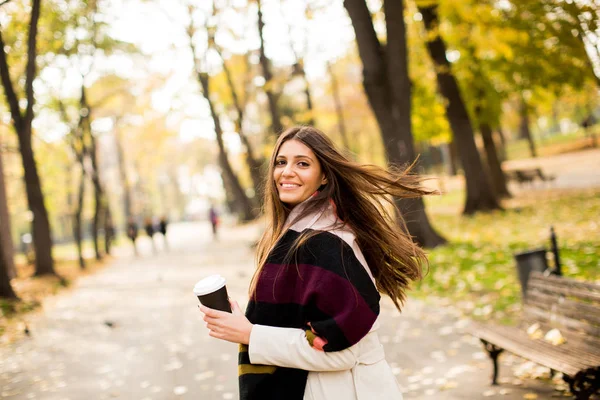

{"left": 248, "top": 324, "right": 357, "bottom": 371}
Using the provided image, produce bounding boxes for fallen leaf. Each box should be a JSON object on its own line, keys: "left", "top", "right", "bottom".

{"left": 544, "top": 328, "right": 566, "bottom": 345}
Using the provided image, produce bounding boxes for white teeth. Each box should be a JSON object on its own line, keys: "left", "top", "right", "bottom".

{"left": 281, "top": 183, "right": 299, "bottom": 188}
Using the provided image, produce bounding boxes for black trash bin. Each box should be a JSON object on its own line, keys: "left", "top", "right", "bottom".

{"left": 514, "top": 248, "right": 548, "bottom": 297}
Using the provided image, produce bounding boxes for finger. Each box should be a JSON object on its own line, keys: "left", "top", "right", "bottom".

{"left": 206, "top": 323, "right": 219, "bottom": 332}
{"left": 206, "top": 319, "right": 223, "bottom": 329}
{"left": 209, "top": 330, "right": 224, "bottom": 339}
{"left": 203, "top": 315, "right": 223, "bottom": 325}
{"left": 199, "top": 304, "right": 217, "bottom": 317}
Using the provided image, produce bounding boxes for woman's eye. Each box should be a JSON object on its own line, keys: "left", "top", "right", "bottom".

{"left": 298, "top": 161, "right": 309, "bottom": 167}
{"left": 275, "top": 160, "right": 286, "bottom": 166}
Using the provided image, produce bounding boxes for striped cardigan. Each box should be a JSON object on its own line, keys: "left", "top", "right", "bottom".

{"left": 239, "top": 201, "right": 381, "bottom": 400}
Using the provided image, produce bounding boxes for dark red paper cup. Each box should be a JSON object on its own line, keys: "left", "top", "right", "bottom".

{"left": 193, "top": 274, "right": 232, "bottom": 313}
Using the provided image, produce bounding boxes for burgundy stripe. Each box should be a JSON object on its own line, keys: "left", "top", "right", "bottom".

{"left": 255, "top": 263, "right": 377, "bottom": 345}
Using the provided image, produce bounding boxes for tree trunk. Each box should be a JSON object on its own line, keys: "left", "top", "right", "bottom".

{"left": 80, "top": 87, "right": 104, "bottom": 261}
{"left": 519, "top": 99, "right": 537, "bottom": 158}
{"left": 104, "top": 205, "right": 112, "bottom": 255}
{"left": 186, "top": 15, "right": 257, "bottom": 222}
{"left": 19, "top": 130, "right": 55, "bottom": 274}
{"left": 383, "top": 0, "right": 446, "bottom": 246}
{"left": 327, "top": 61, "right": 351, "bottom": 151}
{"left": 0, "top": 0, "right": 55, "bottom": 275}
{"left": 217, "top": 47, "right": 265, "bottom": 202}
{"left": 448, "top": 140, "right": 459, "bottom": 175}
{"left": 74, "top": 163, "right": 86, "bottom": 269}
{"left": 256, "top": 0, "right": 283, "bottom": 136}
{"left": 480, "top": 122, "right": 510, "bottom": 198}
{"left": 197, "top": 72, "right": 256, "bottom": 221}
{"left": 0, "top": 234, "right": 18, "bottom": 299}
{"left": 344, "top": 0, "right": 445, "bottom": 247}
{"left": 495, "top": 127, "right": 507, "bottom": 162}
{"left": 0, "top": 147, "right": 16, "bottom": 279}
{"left": 88, "top": 133, "right": 104, "bottom": 260}
{"left": 115, "top": 123, "right": 133, "bottom": 222}
{"left": 419, "top": 5, "right": 500, "bottom": 215}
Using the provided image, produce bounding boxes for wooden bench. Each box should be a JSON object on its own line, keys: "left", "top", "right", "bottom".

{"left": 470, "top": 271, "right": 600, "bottom": 399}
{"left": 505, "top": 168, "right": 556, "bottom": 186}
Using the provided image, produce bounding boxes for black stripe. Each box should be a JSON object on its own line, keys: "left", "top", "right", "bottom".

{"left": 239, "top": 350, "right": 251, "bottom": 365}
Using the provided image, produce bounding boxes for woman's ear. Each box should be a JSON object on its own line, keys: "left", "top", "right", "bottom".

{"left": 321, "top": 174, "right": 328, "bottom": 185}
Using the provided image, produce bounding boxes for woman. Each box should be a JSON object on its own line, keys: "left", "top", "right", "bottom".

{"left": 199, "top": 126, "right": 432, "bottom": 400}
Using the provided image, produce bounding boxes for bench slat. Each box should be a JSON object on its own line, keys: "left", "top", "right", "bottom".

{"left": 527, "top": 320, "right": 600, "bottom": 357}
{"left": 528, "top": 278, "right": 600, "bottom": 304}
{"left": 524, "top": 306, "right": 600, "bottom": 337}
{"left": 491, "top": 324, "right": 600, "bottom": 364}
{"left": 529, "top": 272, "right": 600, "bottom": 295}
{"left": 525, "top": 293, "right": 600, "bottom": 327}
{"left": 471, "top": 323, "right": 600, "bottom": 377}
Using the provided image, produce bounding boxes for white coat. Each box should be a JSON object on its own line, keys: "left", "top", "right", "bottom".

{"left": 247, "top": 202, "right": 404, "bottom": 399}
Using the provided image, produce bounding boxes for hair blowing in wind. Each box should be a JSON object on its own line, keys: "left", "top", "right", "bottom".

{"left": 253, "top": 126, "right": 435, "bottom": 311}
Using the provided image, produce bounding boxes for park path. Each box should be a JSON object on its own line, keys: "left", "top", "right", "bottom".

{"left": 0, "top": 221, "right": 561, "bottom": 400}
{"left": 434, "top": 147, "right": 600, "bottom": 194}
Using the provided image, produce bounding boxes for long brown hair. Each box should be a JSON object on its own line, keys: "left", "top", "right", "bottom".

{"left": 251, "top": 126, "right": 434, "bottom": 311}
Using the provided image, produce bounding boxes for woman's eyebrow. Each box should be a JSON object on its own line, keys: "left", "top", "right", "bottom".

{"left": 276, "top": 155, "right": 313, "bottom": 161}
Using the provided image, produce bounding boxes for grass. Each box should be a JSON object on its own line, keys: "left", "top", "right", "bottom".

{"left": 417, "top": 187, "right": 600, "bottom": 324}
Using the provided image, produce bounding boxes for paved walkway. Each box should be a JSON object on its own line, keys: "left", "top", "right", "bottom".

{"left": 0, "top": 222, "right": 562, "bottom": 399}
{"left": 431, "top": 147, "right": 600, "bottom": 194}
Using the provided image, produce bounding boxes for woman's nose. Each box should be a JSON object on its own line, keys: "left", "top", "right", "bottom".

{"left": 282, "top": 164, "right": 295, "bottom": 176}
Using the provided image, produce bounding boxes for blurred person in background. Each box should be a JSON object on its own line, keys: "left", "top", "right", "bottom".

{"left": 144, "top": 216, "right": 157, "bottom": 254}
{"left": 209, "top": 205, "right": 219, "bottom": 240}
{"left": 159, "top": 215, "right": 169, "bottom": 251}
{"left": 126, "top": 217, "right": 138, "bottom": 256}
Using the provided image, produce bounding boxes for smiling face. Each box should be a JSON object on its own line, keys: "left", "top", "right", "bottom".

{"left": 273, "top": 139, "right": 327, "bottom": 207}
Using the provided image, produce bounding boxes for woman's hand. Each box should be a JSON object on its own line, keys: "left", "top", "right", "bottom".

{"left": 199, "top": 300, "right": 253, "bottom": 345}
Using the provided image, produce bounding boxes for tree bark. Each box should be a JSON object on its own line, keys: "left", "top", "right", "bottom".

{"left": 197, "top": 72, "right": 257, "bottom": 221}
{"left": 74, "top": 162, "right": 86, "bottom": 269}
{"left": 256, "top": 0, "right": 283, "bottom": 136}
{"left": 0, "top": 147, "right": 16, "bottom": 279}
{"left": 448, "top": 140, "right": 459, "bottom": 175}
{"left": 115, "top": 122, "right": 133, "bottom": 222}
{"left": 519, "top": 99, "right": 537, "bottom": 158}
{"left": 0, "top": 0, "right": 55, "bottom": 275}
{"left": 495, "top": 127, "right": 507, "bottom": 161}
{"left": 79, "top": 86, "right": 105, "bottom": 261}
{"left": 103, "top": 205, "right": 112, "bottom": 255}
{"left": 419, "top": 5, "right": 500, "bottom": 214}
{"left": 58, "top": 97, "right": 86, "bottom": 268}
{"left": 187, "top": 12, "right": 257, "bottom": 222}
{"left": 0, "top": 232, "right": 18, "bottom": 299}
{"left": 344, "top": 0, "right": 445, "bottom": 247}
{"left": 216, "top": 46, "right": 264, "bottom": 202}
{"left": 480, "top": 122, "right": 510, "bottom": 198}
{"left": 327, "top": 61, "right": 351, "bottom": 151}
{"left": 88, "top": 132, "right": 105, "bottom": 260}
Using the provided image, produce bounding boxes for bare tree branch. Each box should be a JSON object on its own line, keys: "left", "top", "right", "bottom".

{"left": 0, "top": 30, "right": 23, "bottom": 131}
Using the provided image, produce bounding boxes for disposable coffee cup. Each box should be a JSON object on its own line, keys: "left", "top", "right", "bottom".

{"left": 193, "top": 274, "right": 232, "bottom": 313}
